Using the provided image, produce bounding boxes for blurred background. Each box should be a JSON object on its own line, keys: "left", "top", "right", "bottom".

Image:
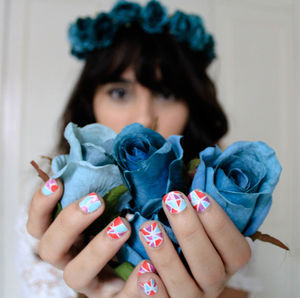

{"left": 0, "top": 0, "right": 299, "bottom": 297}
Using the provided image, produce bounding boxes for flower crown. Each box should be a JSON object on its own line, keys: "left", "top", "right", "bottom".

{"left": 68, "top": 0, "right": 216, "bottom": 64}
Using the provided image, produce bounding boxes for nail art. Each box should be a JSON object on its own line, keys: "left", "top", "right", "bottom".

{"left": 139, "top": 278, "right": 158, "bottom": 296}
{"left": 79, "top": 193, "right": 101, "bottom": 213}
{"left": 138, "top": 260, "right": 156, "bottom": 276}
{"left": 42, "top": 178, "right": 58, "bottom": 196}
{"left": 107, "top": 216, "right": 128, "bottom": 239}
{"left": 188, "top": 190, "right": 211, "bottom": 212}
{"left": 141, "top": 222, "right": 163, "bottom": 248}
{"left": 163, "top": 191, "right": 186, "bottom": 214}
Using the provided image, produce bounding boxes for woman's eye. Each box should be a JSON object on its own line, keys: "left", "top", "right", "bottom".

{"left": 156, "top": 90, "right": 175, "bottom": 101}
{"left": 108, "top": 87, "right": 128, "bottom": 100}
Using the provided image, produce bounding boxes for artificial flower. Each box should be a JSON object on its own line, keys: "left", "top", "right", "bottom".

{"left": 169, "top": 11, "right": 194, "bottom": 42}
{"left": 68, "top": 17, "right": 95, "bottom": 59}
{"left": 113, "top": 123, "right": 185, "bottom": 265}
{"left": 93, "top": 13, "right": 116, "bottom": 48}
{"left": 140, "top": 0, "right": 169, "bottom": 33}
{"left": 187, "top": 15, "right": 208, "bottom": 51}
{"left": 110, "top": 0, "right": 142, "bottom": 25}
{"left": 190, "top": 141, "right": 282, "bottom": 236}
{"left": 52, "top": 122, "right": 124, "bottom": 209}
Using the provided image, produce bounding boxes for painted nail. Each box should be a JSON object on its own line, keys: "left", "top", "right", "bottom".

{"left": 188, "top": 190, "right": 211, "bottom": 212}
{"left": 141, "top": 222, "right": 164, "bottom": 248}
{"left": 41, "top": 178, "right": 58, "bottom": 196}
{"left": 163, "top": 191, "right": 186, "bottom": 214}
{"left": 107, "top": 216, "right": 128, "bottom": 239}
{"left": 79, "top": 193, "right": 101, "bottom": 213}
{"left": 138, "top": 260, "right": 156, "bottom": 276}
{"left": 139, "top": 278, "right": 158, "bottom": 296}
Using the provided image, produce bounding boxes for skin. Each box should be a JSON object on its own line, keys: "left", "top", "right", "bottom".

{"left": 93, "top": 68, "right": 189, "bottom": 138}
{"left": 27, "top": 67, "right": 251, "bottom": 297}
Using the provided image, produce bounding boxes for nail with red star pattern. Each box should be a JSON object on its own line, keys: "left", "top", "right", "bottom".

{"left": 139, "top": 278, "right": 158, "bottom": 296}
{"left": 42, "top": 178, "right": 58, "bottom": 196}
{"left": 163, "top": 191, "right": 187, "bottom": 214}
{"left": 140, "top": 222, "right": 164, "bottom": 248}
{"left": 138, "top": 260, "right": 156, "bottom": 276}
{"left": 107, "top": 216, "right": 128, "bottom": 239}
{"left": 188, "top": 189, "right": 211, "bottom": 212}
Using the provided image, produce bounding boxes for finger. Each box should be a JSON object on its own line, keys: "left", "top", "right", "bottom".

{"left": 63, "top": 216, "right": 131, "bottom": 293}
{"left": 38, "top": 192, "right": 105, "bottom": 269}
{"left": 27, "top": 178, "right": 63, "bottom": 239}
{"left": 188, "top": 190, "right": 252, "bottom": 274}
{"left": 115, "top": 260, "right": 157, "bottom": 298}
{"left": 139, "top": 221, "right": 201, "bottom": 298}
{"left": 162, "top": 191, "right": 226, "bottom": 296}
{"left": 138, "top": 273, "right": 169, "bottom": 297}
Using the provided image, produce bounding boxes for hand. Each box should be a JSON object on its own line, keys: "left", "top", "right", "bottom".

{"left": 26, "top": 178, "right": 156, "bottom": 298}
{"left": 137, "top": 190, "right": 252, "bottom": 298}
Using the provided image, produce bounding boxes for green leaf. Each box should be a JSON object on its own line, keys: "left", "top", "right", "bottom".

{"left": 187, "top": 158, "right": 200, "bottom": 174}
{"left": 53, "top": 201, "right": 62, "bottom": 220}
{"left": 113, "top": 261, "right": 135, "bottom": 280}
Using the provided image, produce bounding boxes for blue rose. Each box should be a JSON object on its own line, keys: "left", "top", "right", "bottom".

{"left": 110, "top": 1, "right": 142, "bottom": 25}
{"left": 113, "top": 123, "right": 185, "bottom": 265}
{"left": 52, "top": 122, "right": 125, "bottom": 209}
{"left": 169, "top": 11, "right": 193, "bottom": 42}
{"left": 68, "top": 17, "right": 95, "bottom": 59}
{"left": 140, "top": 0, "right": 169, "bottom": 34}
{"left": 202, "top": 33, "right": 216, "bottom": 63}
{"left": 190, "top": 141, "right": 282, "bottom": 236}
{"left": 93, "top": 13, "right": 117, "bottom": 48}
{"left": 186, "top": 15, "right": 209, "bottom": 51}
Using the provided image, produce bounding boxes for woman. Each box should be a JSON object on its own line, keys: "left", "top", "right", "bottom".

{"left": 23, "top": 1, "right": 255, "bottom": 297}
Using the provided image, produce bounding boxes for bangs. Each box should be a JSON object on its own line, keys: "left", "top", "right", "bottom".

{"left": 86, "top": 26, "right": 199, "bottom": 100}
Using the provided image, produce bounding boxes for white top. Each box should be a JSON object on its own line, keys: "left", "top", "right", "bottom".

{"left": 15, "top": 206, "right": 263, "bottom": 297}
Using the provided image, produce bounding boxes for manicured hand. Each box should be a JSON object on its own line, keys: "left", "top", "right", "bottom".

{"left": 26, "top": 178, "right": 152, "bottom": 298}
{"left": 138, "top": 190, "right": 252, "bottom": 298}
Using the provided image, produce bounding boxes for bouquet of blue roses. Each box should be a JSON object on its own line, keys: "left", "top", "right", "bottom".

{"left": 31, "top": 122, "right": 287, "bottom": 279}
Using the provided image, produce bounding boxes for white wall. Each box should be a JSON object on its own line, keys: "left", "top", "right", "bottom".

{"left": 214, "top": 1, "right": 299, "bottom": 297}
{"left": 0, "top": 0, "right": 299, "bottom": 297}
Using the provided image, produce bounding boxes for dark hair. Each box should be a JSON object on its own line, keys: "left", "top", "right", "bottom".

{"left": 57, "top": 25, "right": 228, "bottom": 162}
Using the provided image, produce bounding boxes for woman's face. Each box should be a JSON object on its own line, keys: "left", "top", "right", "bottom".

{"left": 93, "top": 68, "right": 189, "bottom": 138}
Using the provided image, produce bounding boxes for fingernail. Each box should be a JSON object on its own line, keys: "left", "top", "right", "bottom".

{"left": 163, "top": 191, "right": 186, "bottom": 214}
{"left": 138, "top": 260, "right": 156, "bottom": 276}
{"left": 139, "top": 278, "right": 158, "bottom": 296}
{"left": 188, "top": 190, "right": 211, "bottom": 212}
{"left": 107, "top": 216, "right": 128, "bottom": 239}
{"left": 141, "top": 222, "right": 163, "bottom": 248}
{"left": 79, "top": 193, "right": 101, "bottom": 213}
{"left": 41, "top": 178, "right": 58, "bottom": 196}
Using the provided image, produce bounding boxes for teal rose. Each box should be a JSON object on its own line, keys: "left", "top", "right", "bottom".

{"left": 93, "top": 13, "right": 116, "bottom": 48}
{"left": 140, "top": 0, "right": 168, "bottom": 34}
{"left": 190, "top": 141, "right": 282, "bottom": 236}
{"left": 169, "top": 11, "right": 196, "bottom": 43}
{"left": 52, "top": 122, "right": 124, "bottom": 209}
{"left": 68, "top": 17, "right": 95, "bottom": 59}
{"left": 113, "top": 123, "right": 185, "bottom": 265}
{"left": 110, "top": 1, "right": 142, "bottom": 25}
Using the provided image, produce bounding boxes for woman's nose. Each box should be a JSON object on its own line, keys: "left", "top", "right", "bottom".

{"left": 135, "top": 87, "right": 156, "bottom": 129}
